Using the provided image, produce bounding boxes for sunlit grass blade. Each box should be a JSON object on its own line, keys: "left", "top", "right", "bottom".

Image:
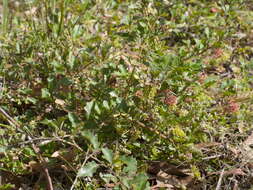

{"left": 2, "top": 0, "right": 8, "bottom": 33}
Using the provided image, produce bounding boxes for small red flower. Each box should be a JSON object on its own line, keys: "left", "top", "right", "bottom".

{"left": 213, "top": 48, "right": 223, "bottom": 58}
{"left": 204, "top": 61, "right": 209, "bottom": 65}
{"left": 225, "top": 100, "right": 240, "bottom": 113}
{"left": 164, "top": 94, "right": 178, "bottom": 106}
{"left": 210, "top": 8, "right": 219, "bottom": 13}
{"left": 185, "top": 97, "right": 193, "bottom": 103}
{"left": 135, "top": 90, "right": 143, "bottom": 97}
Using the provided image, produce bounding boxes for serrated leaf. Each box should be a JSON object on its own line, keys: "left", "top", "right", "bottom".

{"left": 84, "top": 100, "right": 94, "bottom": 119}
{"left": 100, "top": 173, "right": 118, "bottom": 184}
{"left": 77, "top": 161, "right": 99, "bottom": 177}
{"left": 120, "top": 155, "right": 137, "bottom": 175}
{"left": 82, "top": 131, "right": 100, "bottom": 149}
{"left": 102, "top": 148, "right": 113, "bottom": 164}
{"left": 130, "top": 173, "right": 150, "bottom": 190}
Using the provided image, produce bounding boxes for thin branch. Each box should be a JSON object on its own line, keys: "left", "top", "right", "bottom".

{"left": 0, "top": 107, "right": 19, "bottom": 128}
{"left": 6, "top": 135, "right": 83, "bottom": 152}
{"left": 135, "top": 120, "right": 168, "bottom": 139}
{"left": 70, "top": 149, "right": 91, "bottom": 190}
{"left": 54, "top": 137, "right": 83, "bottom": 152}
{"left": 70, "top": 150, "right": 101, "bottom": 190}
{"left": 30, "top": 141, "right": 54, "bottom": 190}
{"left": 202, "top": 154, "right": 223, "bottom": 160}
{"left": 216, "top": 168, "right": 225, "bottom": 190}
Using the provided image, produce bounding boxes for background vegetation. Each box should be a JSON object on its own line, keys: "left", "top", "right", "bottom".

{"left": 0, "top": 0, "right": 253, "bottom": 189}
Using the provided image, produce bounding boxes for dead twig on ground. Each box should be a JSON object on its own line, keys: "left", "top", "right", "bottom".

{"left": 215, "top": 168, "right": 225, "bottom": 190}
{"left": 202, "top": 154, "right": 223, "bottom": 160}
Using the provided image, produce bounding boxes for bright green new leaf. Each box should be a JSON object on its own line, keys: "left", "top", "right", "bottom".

{"left": 41, "top": 88, "right": 51, "bottom": 99}
{"left": 0, "top": 183, "right": 15, "bottom": 190}
{"left": 173, "top": 126, "right": 186, "bottom": 138}
{"left": 26, "top": 97, "right": 37, "bottom": 104}
{"left": 192, "top": 165, "right": 202, "bottom": 180}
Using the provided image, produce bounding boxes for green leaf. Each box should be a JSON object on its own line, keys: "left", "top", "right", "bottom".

{"left": 84, "top": 100, "right": 94, "bottom": 119}
{"left": 102, "top": 148, "right": 113, "bottom": 164}
{"left": 68, "top": 112, "right": 79, "bottom": 127}
{"left": 77, "top": 161, "right": 99, "bottom": 177}
{"left": 40, "top": 119, "right": 58, "bottom": 129}
{"left": 173, "top": 126, "right": 186, "bottom": 138}
{"left": 0, "top": 146, "right": 6, "bottom": 154}
{"left": 68, "top": 51, "right": 75, "bottom": 69}
{"left": 130, "top": 173, "right": 150, "bottom": 190}
{"left": 82, "top": 131, "right": 100, "bottom": 149}
{"left": 102, "top": 100, "right": 110, "bottom": 110}
{"left": 100, "top": 173, "right": 118, "bottom": 184}
{"left": 0, "top": 183, "right": 15, "bottom": 190}
{"left": 41, "top": 88, "right": 51, "bottom": 99}
{"left": 50, "top": 61, "right": 65, "bottom": 74}
{"left": 94, "top": 103, "right": 101, "bottom": 115}
{"left": 26, "top": 97, "right": 37, "bottom": 104}
{"left": 120, "top": 155, "right": 137, "bottom": 175}
{"left": 191, "top": 165, "right": 201, "bottom": 180}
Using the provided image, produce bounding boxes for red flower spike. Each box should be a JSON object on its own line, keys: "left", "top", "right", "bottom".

{"left": 225, "top": 100, "right": 240, "bottom": 113}
{"left": 135, "top": 90, "right": 143, "bottom": 97}
{"left": 164, "top": 94, "right": 178, "bottom": 106}
{"left": 213, "top": 48, "right": 223, "bottom": 58}
{"left": 210, "top": 8, "right": 219, "bottom": 13}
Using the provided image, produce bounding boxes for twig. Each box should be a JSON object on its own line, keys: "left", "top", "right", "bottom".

{"left": 0, "top": 107, "right": 19, "bottom": 129}
{"left": 202, "top": 154, "right": 223, "bottom": 160}
{"left": 70, "top": 149, "right": 91, "bottom": 190}
{"left": 216, "top": 168, "right": 225, "bottom": 190}
{"left": 135, "top": 120, "right": 168, "bottom": 139}
{"left": 55, "top": 137, "right": 83, "bottom": 152}
{"left": 0, "top": 107, "right": 54, "bottom": 190}
{"left": 0, "top": 163, "right": 2, "bottom": 186}
{"left": 30, "top": 141, "right": 54, "bottom": 190}
{"left": 6, "top": 135, "right": 83, "bottom": 152}
{"left": 114, "top": 113, "right": 168, "bottom": 139}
